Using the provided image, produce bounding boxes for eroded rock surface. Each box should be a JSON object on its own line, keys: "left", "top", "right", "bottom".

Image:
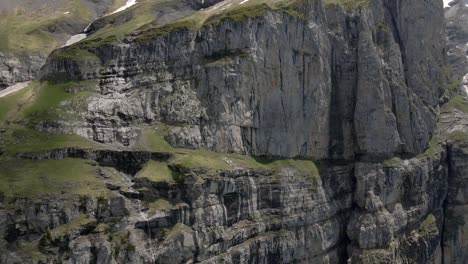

{"left": 1, "top": 0, "right": 468, "bottom": 263}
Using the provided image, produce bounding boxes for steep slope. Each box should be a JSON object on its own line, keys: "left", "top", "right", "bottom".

{"left": 0, "top": 0, "right": 128, "bottom": 89}
{"left": 1, "top": 0, "right": 468, "bottom": 263}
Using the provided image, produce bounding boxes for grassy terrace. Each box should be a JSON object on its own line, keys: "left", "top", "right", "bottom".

{"left": 323, "top": 0, "right": 369, "bottom": 9}
{"left": 442, "top": 95, "right": 468, "bottom": 113}
{"left": 0, "top": 80, "right": 104, "bottom": 154}
{"left": 0, "top": 80, "right": 96, "bottom": 124}
{"left": 0, "top": 125, "right": 103, "bottom": 153}
{"left": 131, "top": 123, "right": 320, "bottom": 181}
{"left": 0, "top": 82, "right": 99, "bottom": 154}
{"left": 0, "top": 84, "right": 319, "bottom": 195}
{"left": 0, "top": 157, "right": 116, "bottom": 199}
{"left": 0, "top": 82, "right": 35, "bottom": 123}
{"left": 20, "top": 80, "right": 95, "bottom": 121}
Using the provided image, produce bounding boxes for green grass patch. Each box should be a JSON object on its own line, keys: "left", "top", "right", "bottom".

{"left": 137, "top": 0, "right": 304, "bottom": 41}
{"left": 68, "top": 0, "right": 161, "bottom": 48}
{"left": 17, "top": 240, "right": 44, "bottom": 262}
{"left": 132, "top": 124, "right": 175, "bottom": 152}
{"left": 442, "top": 95, "right": 468, "bottom": 113}
{"left": 169, "top": 149, "right": 233, "bottom": 172}
{"left": 0, "top": 157, "right": 114, "bottom": 199}
{"left": 439, "top": 66, "right": 462, "bottom": 93}
{"left": 49, "top": 214, "right": 94, "bottom": 239}
{"left": 323, "top": 0, "right": 370, "bottom": 9}
{"left": 253, "top": 156, "right": 320, "bottom": 178}
{"left": 204, "top": 3, "right": 270, "bottom": 26}
{"left": 168, "top": 148, "right": 319, "bottom": 179}
{"left": 0, "top": 82, "right": 35, "bottom": 123}
{"left": 383, "top": 157, "right": 402, "bottom": 167}
{"left": 147, "top": 198, "right": 174, "bottom": 215}
{"left": 135, "top": 161, "right": 175, "bottom": 183}
{"left": 447, "top": 131, "right": 468, "bottom": 142}
{"left": 108, "top": 230, "right": 135, "bottom": 252}
{"left": 164, "top": 223, "right": 192, "bottom": 240}
{"left": 20, "top": 81, "right": 94, "bottom": 122}
{"left": 56, "top": 47, "right": 100, "bottom": 62}
{"left": 0, "top": 125, "right": 103, "bottom": 153}
{"left": 418, "top": 213, "right": 438, "bottom": 235}
{"left": 416, "top": 135, "right": 443, "bottom": 160}
{"left": 0, "top": 0, "right": 97, "bottom": 52}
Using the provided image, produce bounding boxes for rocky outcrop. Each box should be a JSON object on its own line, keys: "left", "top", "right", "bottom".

{"left": 0, "top": 52, "right": 46, "bottom": 89}
{"left": 347, "top": 151, "right": 448, "bottom": 263}
{"left": 443, "top": 140, "right": 468, "bottom": 263}
{"left": 444, "top": 0, "right": 468, "bottom": 105}
{"left": 445, "top": 0, "right": 468, "bottom": 94}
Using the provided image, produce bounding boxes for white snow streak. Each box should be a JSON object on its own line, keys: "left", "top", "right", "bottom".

{"left": 463, "top": 73, "right": 468, "bottom": 95}
{"left": 64, "top": 33, "right": 87, "bottom": 47}
{"left": 111, "top": 0, "right": 138, "bottom": 14}
{"left": 63, "top": 0, "right": 138, "bottom": 47}
{"left": 83, "top": 23, "right": 92, "bottom": 33}
{"left": 0, "top": 81, "right": 31, "bottom": 98}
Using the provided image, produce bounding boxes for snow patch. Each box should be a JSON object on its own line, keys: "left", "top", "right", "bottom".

{"left": 62, "top": 0, "right": 140, "bottom": 48}
{"left": 64, "top": 34, "right": 87, "bottom": 47}
{"left": 0, "top": 81, "right": 31, "bottom": 98}
{"left": 83, "top": 23, "right": 92, "bottom": 33}
{"left": 443, "top": 0, "right": 452, "bottom": 8}
{"left": 111, "top": 0, "right": 138, "bottom": 14}
{"left": 463, "top": 73, "right": 468, "bottom": 95}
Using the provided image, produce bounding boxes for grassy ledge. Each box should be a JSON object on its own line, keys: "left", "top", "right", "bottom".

{"left": 0, "top": 157, "right": 116, "bottom": 199}
{"left": 417, "top": 213, "right": 438, "bottom": 235}
{"left": 441, "top": 95, "right": 468, "bottom": 113}
{"left": 135, "top": 161, "right": 176, "bottom": 183}
{"left": 0, "top": 125, "right": 103, "bottom": 154}
{"left": 416, "top": 135, "right": 443, "bottom": 160}
{"left": 323, "top": 0, "right": 370, "bottom": 9}
{"left": 20, "top": 80, "right": 96, "bottom": 122}
{"left": 136, "top": 0, "right": 307, "bottom": 41}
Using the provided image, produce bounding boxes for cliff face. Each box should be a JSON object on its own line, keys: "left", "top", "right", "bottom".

{"left": 41, "top": 0, "right": 445, "bottom": 160}
{"left": 1, "top": 0, "right": 468, "bottom": 263}
{"left": 0, "top": 52, "right": 47, "bottom": 89}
